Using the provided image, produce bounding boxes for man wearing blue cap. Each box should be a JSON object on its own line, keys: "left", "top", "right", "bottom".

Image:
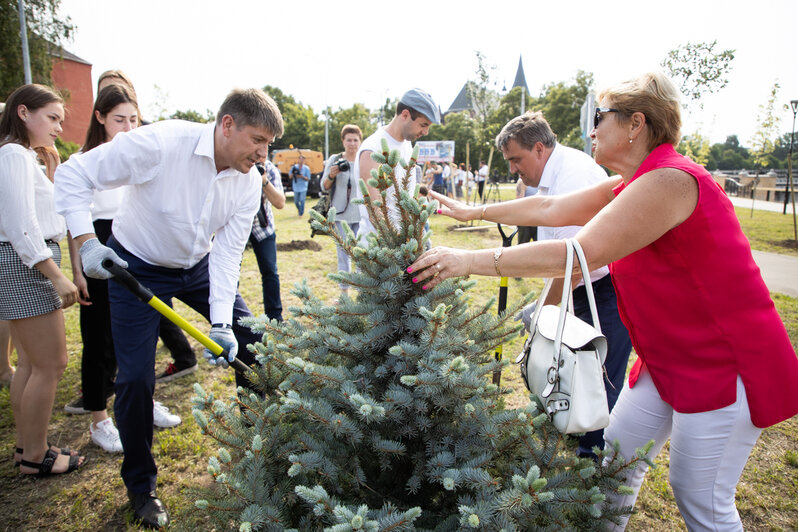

{"left": 354, "top": 88, "right": 440, "bottom": 238}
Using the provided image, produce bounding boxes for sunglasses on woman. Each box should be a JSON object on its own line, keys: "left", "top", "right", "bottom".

{"left": 594, "top": 107, "right": 621, "bottom": 129}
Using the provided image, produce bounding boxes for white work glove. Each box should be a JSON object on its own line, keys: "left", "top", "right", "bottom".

{"left": 79, "top": 238, "right": 128, "bottom": 279}
{"left": 514, "top": 300, "right": 538, "bottom": 336}
{"left": 204, "top": 324, "right": 238, "bottom": 368}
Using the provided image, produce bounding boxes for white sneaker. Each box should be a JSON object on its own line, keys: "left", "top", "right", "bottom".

{"left": 153, "top": 401, "right": 181, "bottom": 428}
{"left": 90, "top": 418, "right": 123, "bottom": 453}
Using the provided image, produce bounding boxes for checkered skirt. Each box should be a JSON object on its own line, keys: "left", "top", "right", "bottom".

{"left": 0, "top": 241, "right": 62, "bottom": 319}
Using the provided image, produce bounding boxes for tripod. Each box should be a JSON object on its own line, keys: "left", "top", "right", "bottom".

{"left": 484, "top": 178, "right": 501, "bottom": 204}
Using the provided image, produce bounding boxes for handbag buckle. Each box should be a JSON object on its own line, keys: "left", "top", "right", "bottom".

{"left": 546, "top": 366, "right": 558, "bottom": 384}
{"left": 547, "top": 399, "right": 570, "bottom": 414}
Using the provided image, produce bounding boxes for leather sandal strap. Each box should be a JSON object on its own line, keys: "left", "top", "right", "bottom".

{"left": 16, "top": 444, "right": 74, "bottom": 456}
{"left": 66, "top": 453, "right": 84, "bottom": 472}
{"left": 20, "top": 448, "right": 58, "bottom": 475}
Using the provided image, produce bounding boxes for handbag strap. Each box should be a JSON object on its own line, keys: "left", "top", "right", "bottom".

{"left": 541, "top": 241, "right": 575, "bottom": 397}
{"left": 570, "top": 239, "right": 602, "bottom": 335}
{"left": 540, "top": 238, "right": 603, "bottom": 398}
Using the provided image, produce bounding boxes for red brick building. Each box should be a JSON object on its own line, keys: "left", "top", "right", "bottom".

{"left": 50, "top": 48, "right": 93, "bottom": 145}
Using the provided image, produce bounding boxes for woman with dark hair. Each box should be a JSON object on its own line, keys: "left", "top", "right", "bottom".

{"left": 0, "top": 84, "right": 86, "bottom": 476}
{"left": 66, "top": 84, "right": 182, "bottom": 453}
{"left": 411, "top": 72, "right": 798, "bottom": 530}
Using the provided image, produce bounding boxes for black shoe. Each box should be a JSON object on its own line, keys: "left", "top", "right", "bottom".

{"left": 64, "top": 395, "right": 88, "bottom": 415}
{"left": 128, "top": 490, "right": 169, "bottom": 529}
{"left": 156, "top": 362, "right": 198, "bottom": 383}
{"left": 64, "top": 387, "right": 115, "bottom": 414}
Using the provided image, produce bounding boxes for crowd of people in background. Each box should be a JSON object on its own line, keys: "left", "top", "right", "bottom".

{"left": 1, "top": 70, "right": 797, "bottom": 532}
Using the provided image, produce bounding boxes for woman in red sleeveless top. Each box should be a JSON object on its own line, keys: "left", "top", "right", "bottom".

{"left": 409, "top": 72, "right": 798, "bottom": 530}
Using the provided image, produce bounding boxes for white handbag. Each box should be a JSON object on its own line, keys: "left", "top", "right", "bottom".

{"left": 515, "top": 238, "right": 609, "bottom": 434}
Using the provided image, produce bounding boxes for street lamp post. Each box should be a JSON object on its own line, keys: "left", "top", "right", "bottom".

{"left": 323, "top": 107, "right": 330, "bottom": 161}
{"left": 785, "top": 100, "right": 798, "bottom": 241}
{"left": 18, "top": 0, "right": 31, "bottom": 84}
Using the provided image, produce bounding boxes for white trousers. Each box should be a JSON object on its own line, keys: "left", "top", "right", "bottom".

{"left": 603, "top": 369, "right": 761, "bottom": 531}
{"left": 334, "top": 221, "right": 359, "bottom": 289}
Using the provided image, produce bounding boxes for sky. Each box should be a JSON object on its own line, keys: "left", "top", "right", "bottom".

{"left": 56, "top": 0, "right": 798, "bottom": 146}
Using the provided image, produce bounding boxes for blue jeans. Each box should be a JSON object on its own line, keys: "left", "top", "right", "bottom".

{"left": 572, "top": 274, "right": 633, "bottom": 459}
{"left": 293, "top": 190, "right": 307, "bottom": 215}
{"left": 106, "top": 236, "right": 261, "bottom": 494}
{"left": 249, "top": 232, "right": 282, "bottom": 320}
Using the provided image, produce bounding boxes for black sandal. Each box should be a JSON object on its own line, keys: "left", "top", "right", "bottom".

{"left": 14, "top": 444, "right": 78, "bottom": 466}
{"left": 19, "top": 448, "right": 86, "bottom": 477}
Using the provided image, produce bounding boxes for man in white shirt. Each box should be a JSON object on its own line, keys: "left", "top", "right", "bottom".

{"left": 477, "top": 160, "right": 488, "bottom": 201}
{"left": 354, "top": 88, "right": 440, "bottom": 239}
{"left": 515, "top": 178, "right": 538, "bottom": 244}
{"left": 54, "top": 88, "right": 283, "bottom": 529}
{"left": 496, "top": 111, "right": 632, "bottom": 461}
{"left": 441, "top": 161, "right": 452, "bottom": 198}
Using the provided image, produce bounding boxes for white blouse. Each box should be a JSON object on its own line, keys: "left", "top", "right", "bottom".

{"left": 0, "top": 143, "right": 66, "bottom": 267}
{"left": 54, "top": 120, "right": 260, "bottom": 325}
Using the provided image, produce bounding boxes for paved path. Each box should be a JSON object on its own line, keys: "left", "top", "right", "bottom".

{"left": 728, "top": 196, "right": 798, "bottom": 214}
{"left": 725, "top": 197, "right": 798, "bottom": 297}
{"left": 751, "top": 250, "right": 798, "bottom": 298}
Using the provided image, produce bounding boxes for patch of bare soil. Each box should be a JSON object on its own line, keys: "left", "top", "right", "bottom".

{"left": 446, "top": 224, "right": 492, "bottom": 233}
{"left": 773, "top": 239, "right": 798, "bottom": 250}
{"left": 276, "top": 239, "right": 323, "bottom": 252}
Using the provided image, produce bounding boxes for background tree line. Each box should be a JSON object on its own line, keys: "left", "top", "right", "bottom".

{"left": 3, "top": 3, "right": 795, "bottom": 176}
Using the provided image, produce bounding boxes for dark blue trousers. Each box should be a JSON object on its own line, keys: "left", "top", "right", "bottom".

{"left": 107, "top": 236, "right": 260, "bottom": 494}
{"left": 572, "top": 274, "right": 632, "bottom": 459}
{"left": 249, "top": 232, "right": 282, "bottom": 321}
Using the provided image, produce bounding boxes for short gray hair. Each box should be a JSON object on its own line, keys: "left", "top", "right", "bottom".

{"left": 216, "top": 88, "right": 284, "bottom": 138}
{"left": 495, "top": 111, "right": 556, "bottom": 151}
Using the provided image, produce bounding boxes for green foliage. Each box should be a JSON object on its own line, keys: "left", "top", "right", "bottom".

{"left": 55, "top": 135, "right": 79, "bottom": 162}
{"left": 170, "top": 108, "right": 215, "bottom": 123}
{"left": 749, "top": 81, "right": 784, "bottom": 172}
{"left": 0, "top": 0, "right": 74, "bottom": 99}
{"left": 709, "top": 135, "right": 753, "bottom": 170}
{"left": 677, "top": 132, "right": 711, "bottom": 167}
{"left": 425, "top": 110, "right": 480, "bottom": 167}
{"left": 463, "top": 52, "right": 502, "bottom": 166}
{"left": 374, "top": 96, "right": 397, "bottom": 128}
{"left": 530, "top": 70, "right": 594, "bottom": 149}
{"left": 772, "top": 132, "right": 798, "bottom": 169}
{"left": 263, "top": 84, "right": 324, "bottom": 151}
{"left": 193, "top": 143, "right": 645, "bottom": 530}
{"left": 491, "top": 86, "right": 531, "bottom": 137}
{"left": 467, "top": 51, "right": 500, "bottom": 128}
{"left": 660, "top": 40, "right": 735, "bottom": 110}
{"left": 325, "top": 103, "right": 377, "bottom": 153}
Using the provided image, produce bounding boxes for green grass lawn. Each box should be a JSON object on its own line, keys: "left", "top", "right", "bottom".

{"left": 0, "top": 187, "right": 796, "bottom": 531}
{"left": 735, "top": 207, "right": 798, "bottom": 257}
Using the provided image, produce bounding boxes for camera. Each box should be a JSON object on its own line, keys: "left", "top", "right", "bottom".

{"left": 291, "top": 166, "right": 300, "bottom": 177}
{"left": 334, "top": 159, "right": 350, "bottom": 172}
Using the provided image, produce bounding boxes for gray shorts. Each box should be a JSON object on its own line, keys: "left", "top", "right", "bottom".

{"left": 0, "top": 241, "right": 62, "bottom": 320}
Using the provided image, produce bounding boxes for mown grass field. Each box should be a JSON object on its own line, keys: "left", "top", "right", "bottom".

{"left": 0, "top": 187, "right": 796, "bottom": 531}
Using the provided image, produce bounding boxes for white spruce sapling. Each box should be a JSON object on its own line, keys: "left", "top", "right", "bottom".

{"left": 191, "top": 143, "right": 650, "bottom": 531}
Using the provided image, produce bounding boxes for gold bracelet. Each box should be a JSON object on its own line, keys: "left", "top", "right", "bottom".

{"left": 480, "top": 205, "right": 487, "bottom": 221}
{"left": 493, "top": 247, "right": 504, "bottom": 276}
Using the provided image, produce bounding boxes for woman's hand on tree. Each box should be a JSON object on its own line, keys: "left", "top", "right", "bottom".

{"left": 428, "top": 190, "right": 478, "bottom": 222}
{"left": 407, "top": 246, "right": 474, "bottom": 290}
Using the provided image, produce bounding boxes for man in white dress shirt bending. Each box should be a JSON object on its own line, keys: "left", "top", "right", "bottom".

{"left": 54, "top": 88, "right": 282, "bottom": 529}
